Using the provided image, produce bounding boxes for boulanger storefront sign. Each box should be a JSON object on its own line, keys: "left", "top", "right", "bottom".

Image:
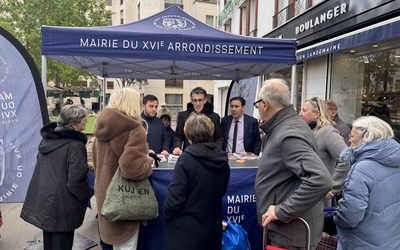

{"left": 265, "top": 0, "right": 395, "bottom": 46}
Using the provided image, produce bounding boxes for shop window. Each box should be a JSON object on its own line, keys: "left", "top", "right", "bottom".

{"left": 330, "top": 46, "right": 400, "bottom": 138}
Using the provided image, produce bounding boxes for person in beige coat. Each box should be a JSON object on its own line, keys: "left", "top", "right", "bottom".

{"left": 93, "top": 88, "right": 154, "bottom": 249}
{"left": 299, "top": 97, "right": 350, "bottom": 204}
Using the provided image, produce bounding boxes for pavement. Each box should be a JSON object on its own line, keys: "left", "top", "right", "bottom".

{"left": 0, "top": 196, "right": 102, "bottom": 250}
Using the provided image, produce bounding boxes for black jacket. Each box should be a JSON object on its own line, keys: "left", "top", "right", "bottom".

{"left": 163, "top": 142, "right": 230, "bottom": 250}
{"left": 20, "top": 122, "right": 93, "bottom": 232}
{"left": 173, "top": 102, "right": 223, "bottom": 150}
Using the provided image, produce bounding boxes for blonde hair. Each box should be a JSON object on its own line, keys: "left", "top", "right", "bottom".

{"left": 106, "top": 88, "right": 141, "bottom": 122}
{"left": 307, "top": 97, "right": 335, "bottom": 128}
{"left": 352, "top": 116, "right": 394, "bottom": 143}
{"left": 184, "top": 113, "right": 214, "bottom": 144}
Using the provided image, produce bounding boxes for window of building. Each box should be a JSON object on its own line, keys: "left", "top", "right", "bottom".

{"left": 165, "top": 79, "right": 183, "bottom": 88}
{"left": 273, "top": 0, "right": 313, "bottom": 28}
{"left": 206, "top": 15, "right": 214, "bottom": 27}
{"left": 106, "top": 0, "right": 112, "bottom": 6}
{"left": 165, "top": 0, "right": 183, "bottom": 9}
{"left": 120, "top": 0, "right": 124, "bottom": 5}
{"left": 120, "top": 10, "right": 124, "bottom": 24}
{"left": 81, "top": 81, "right": 87, "bottom": 87}
{"left": 165, "top": 94, "right": 183, "bottom": 117}
{"left": 107, "top": 81, "right": 114, "bottom": 89}
{"left": 107, "top": 18, "right": 112, "bottom": 26}
{"left": 240, "top": 5, "right": 246, "bottom": 35}
{"left": 248, "top": 0, "right": 258, "bottom": 37}
{"left": 225, "top": 19, "right": 231, "bottom": 33}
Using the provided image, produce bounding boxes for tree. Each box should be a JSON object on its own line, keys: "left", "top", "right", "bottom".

{"left": 0, "top": 0, "right": 113, "bottom": 86}
{"left": 116, "top": 78, "right": 149, "bottom": 89}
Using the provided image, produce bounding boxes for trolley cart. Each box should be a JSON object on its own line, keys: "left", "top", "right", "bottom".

{"left": 263, "top": 217, "right": 310, "bottom": 250}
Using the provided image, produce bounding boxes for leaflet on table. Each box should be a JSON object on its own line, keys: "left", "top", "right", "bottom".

{"left": 228, "top": 153, "right": 259, "bottom": 160}
{"left": 167, "top": 154, "right": 180, "bottom": 164}
{"left": 157, "top": 154, "right": 167, "bottom": 162}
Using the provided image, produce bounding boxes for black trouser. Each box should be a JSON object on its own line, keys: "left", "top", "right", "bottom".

{"left": 43, "top": 230, "right": 74, "bottom": 250}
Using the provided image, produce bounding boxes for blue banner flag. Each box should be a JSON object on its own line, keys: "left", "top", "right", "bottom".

{"left": 0, "top": 27, "right": 48, "bottom": 203}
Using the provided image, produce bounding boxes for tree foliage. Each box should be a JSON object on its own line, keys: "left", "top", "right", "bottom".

{"left": 0, "top": 0, "right": 113, "bottom": 86}
{"left": 116, "top": 78, "right": 149, "bottom": 89}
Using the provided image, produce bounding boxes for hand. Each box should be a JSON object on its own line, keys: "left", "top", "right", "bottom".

{"left": 325, "top": 191, "right": 334, "bottom": 200}
{"left": 262, "top": 205, "right": 278, "bottom": 227}
{"left": 173, "top": 147, "right": 182, "bottom": 155}
{"left": 148, "top": 153, "right": 161, "bottom": 167}
{"left": 161, "top": 150, "right": 169, "bottom": 156}
{"left": 149, "top": 149, "right": 155, "bottom": 154}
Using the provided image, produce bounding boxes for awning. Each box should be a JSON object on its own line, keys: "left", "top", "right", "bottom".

{"left": 296, "top": 16, "right": 400, "bottom": 62}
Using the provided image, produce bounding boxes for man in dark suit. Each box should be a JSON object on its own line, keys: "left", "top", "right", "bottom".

{"left": 221, "top": 96, "right": 261, "bottom": 155}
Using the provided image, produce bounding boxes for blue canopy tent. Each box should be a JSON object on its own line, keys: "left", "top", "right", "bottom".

{"left": 41, "top": 5, "right": 296, "bottom": 108}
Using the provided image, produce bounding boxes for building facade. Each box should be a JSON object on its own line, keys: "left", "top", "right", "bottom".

{"left": 265, "top": 0, "right": 400, "bottom": 138}
{"left": 216, "top": 0, "right": 400, "bottom": 139}
{"left": 105, "top": 0, "right": 218, "bottom": 124}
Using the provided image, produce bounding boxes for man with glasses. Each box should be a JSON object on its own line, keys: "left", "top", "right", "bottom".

{"left": 255, "top": 79, "right": 332, "bottom": 250}
{"left": 173, "top": 87, "right": 223, "bottom": 155}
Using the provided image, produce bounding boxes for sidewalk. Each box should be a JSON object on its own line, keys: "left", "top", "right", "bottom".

{"left": 0, "top": 197, "right": 102, "bottom": 250}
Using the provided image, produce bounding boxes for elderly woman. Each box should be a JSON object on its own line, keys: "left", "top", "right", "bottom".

{"left": 20, "top": 104, "right": 93, "bottom": 250}
{"left": 93, "top": 88, "right": 154, "bottom": 250}
{"left": 163, "top": 113, "right": 230, "bottom": 250}
{"left": 335, "top": 116, "right": 400, "bottom": 249}
{"left": 299, "top": 97, "right": 349, "bottom": 202}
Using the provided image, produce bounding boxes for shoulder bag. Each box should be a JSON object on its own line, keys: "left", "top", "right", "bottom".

{"left": 100, "top": 129, "right": 158, "bottom": 221}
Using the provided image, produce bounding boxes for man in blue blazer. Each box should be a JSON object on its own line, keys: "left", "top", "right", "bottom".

{"left": 221, "top": 97, "right": 261, "bottom": 155}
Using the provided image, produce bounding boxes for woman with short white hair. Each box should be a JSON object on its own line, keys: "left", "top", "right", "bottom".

{"left": 335, "top": 116, "right": 400, "bottom": 250}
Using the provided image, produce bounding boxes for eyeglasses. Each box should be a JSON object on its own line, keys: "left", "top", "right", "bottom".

{"left": 348, "top": 133, "right": 355, "bottom": 139}
{"left": 311, "top": 97, "right": 320, "bottom": 111}
{"left": 161, "top": 106, "right": 166, "bottom": 107}
{"left": 191, "top": 98, "right": 205, "bottom": 103}
{"left": 253, "top": 99, "right": 263, "bottom": 109}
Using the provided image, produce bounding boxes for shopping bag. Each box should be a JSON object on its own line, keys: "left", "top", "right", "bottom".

{"left": 316, "top": 232, "right": 338, "bottom": 250}
{"left": 222, "top": 221, "right": 251, "bottom": 250}
{"left": 101, "top": 167, "right": 158, "bottom": 221}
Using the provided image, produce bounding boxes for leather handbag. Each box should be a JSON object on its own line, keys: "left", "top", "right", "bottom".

{"left": 101, "top": 167, "right": 158, "bottom": 221}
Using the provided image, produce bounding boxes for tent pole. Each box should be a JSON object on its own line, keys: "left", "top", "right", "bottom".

{"left": 41, "top": 55, "right": 47, "bottom": 97}
{"left": 290, "top": 64, "right": 298, "bottom": 109}
{"left": 102, "top": 77, "right": 106, "bottom": 111}
{"left": 102, "top": 62, "right": 108, "bottom": 111}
